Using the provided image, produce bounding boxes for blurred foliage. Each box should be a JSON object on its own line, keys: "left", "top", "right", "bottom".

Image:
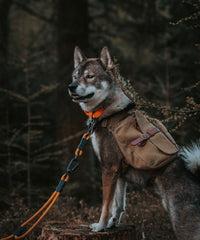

{"left": 91, "top": 0, "right": 200, "bottom": 142}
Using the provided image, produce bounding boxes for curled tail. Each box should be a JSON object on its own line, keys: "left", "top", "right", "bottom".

{"left": 179, "top": 141, "right": 200, "bottom": 174}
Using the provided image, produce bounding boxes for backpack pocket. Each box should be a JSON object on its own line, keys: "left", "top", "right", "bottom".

{"left": 114, "top": 111, "right": 179, "bottom": 170}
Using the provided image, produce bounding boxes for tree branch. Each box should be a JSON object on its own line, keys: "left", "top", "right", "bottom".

{"left": 33, "top": 130, "right": 84, "bottom": 155}
{"left": 0, "top": 88, "right": 27, "bottom": 102}
{"left": 14, "top": 1, "right": 56, "bottom": 25}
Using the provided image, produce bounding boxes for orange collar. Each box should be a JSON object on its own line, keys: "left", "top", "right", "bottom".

{"left": 84, "top": 108, "right": 104, "bottom": 119}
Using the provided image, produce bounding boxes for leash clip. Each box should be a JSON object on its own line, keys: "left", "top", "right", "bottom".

{"left": 87, "top": 118, "right": 97, "bottom": 134}
{"left": 66, "top": 156, "right": 80, "bottom": 174}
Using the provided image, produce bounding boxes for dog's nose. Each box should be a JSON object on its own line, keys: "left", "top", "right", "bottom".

{"left": 68, "top": 82, "right": 78, "bottom": 92}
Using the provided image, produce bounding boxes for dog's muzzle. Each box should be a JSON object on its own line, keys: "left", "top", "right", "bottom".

{"left": 68, "top": 82, "right": 94, "bottom": 102}
{"left": 68, "top": 82, "right": 78, "bottom": 93}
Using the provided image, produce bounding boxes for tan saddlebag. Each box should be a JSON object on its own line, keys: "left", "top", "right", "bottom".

{"left": 113, "top": 110, "right": 179, "bottom": 170}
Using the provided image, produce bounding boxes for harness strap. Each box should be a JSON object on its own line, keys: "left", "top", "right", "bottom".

{"left": 131, "top": 128, "right": 160, "bottom": 146}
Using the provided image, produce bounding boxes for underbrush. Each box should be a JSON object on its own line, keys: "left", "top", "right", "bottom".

{"left": 0, "top": 186, "right": 176, "bottom": 240}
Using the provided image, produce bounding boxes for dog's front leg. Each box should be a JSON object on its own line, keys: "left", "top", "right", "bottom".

{"left": 107, "top": 178, "right": 127, "bottom": 228}
{"left": 90, "top": 167, "right": 119, "bottom": 232}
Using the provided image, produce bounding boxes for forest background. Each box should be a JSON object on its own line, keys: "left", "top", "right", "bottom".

{"left": 0, "top": 0, "right": 199, "bottom": 238}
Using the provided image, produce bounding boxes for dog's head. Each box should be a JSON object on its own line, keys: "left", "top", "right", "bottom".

{"left": 68, "top": 46, "right": 114, "bottom": 111}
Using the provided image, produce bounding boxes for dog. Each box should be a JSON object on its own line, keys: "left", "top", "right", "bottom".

{"left": 68, "top": 46, "right": 200, "bottom": 240}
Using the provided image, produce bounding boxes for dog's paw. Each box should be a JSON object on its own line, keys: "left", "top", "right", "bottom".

{"left": 90, "top": 222, "right": 105, "bottom": 232}
{"left": 107, "top": 217, "right": 119, "bottom": 229}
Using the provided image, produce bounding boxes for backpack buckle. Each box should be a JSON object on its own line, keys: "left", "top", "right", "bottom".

{"left": 142, "top": 133, "right": 150, "bottom": 140}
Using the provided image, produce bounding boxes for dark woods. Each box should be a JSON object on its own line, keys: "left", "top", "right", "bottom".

{"left": 0, "top": 0, "right": 199, "bottom": 222}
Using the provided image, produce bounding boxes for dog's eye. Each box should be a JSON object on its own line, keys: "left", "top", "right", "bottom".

{"left": 86, "top": 75, "right": 94, "bottom": 79}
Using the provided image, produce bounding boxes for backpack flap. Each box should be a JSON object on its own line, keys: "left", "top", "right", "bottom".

{"left": 135, "top": 110, "right": 179, "bottom": 155}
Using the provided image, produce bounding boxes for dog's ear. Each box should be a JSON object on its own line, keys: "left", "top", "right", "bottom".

{"left": 100, "top": 47, "right": 113, "bottom": 69}
{"left": 74, "top": 46, "right": 86, "bottom": 68}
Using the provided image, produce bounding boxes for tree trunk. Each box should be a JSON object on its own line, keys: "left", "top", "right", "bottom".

{"left": 0, "top": 0, "right": 12, "bottom": 69}
{"left": 56, "top": 0, "right": 89, "bottom": 141}
{"left": 55, "top": 0, "right": 100, "bottom": 206}
{"left": 0, "top": 0, "right": 13, "bottom": 191}
{"left": 39, "top": 221, "right": 135, "bottom": 240}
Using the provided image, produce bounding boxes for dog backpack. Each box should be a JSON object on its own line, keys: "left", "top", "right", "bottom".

{"left": 113, "top": 110, "right": 179, "bottom": 170}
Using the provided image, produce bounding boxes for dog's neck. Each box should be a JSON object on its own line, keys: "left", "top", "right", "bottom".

{"left": 80, "top": 85, "right": 132, "bottom": 120}
{"left": 100, "top": 87, "right": 132, "bottom": 119}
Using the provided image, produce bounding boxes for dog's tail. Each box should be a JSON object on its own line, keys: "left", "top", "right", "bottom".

{"left": 179, "top": 141, "right": 200, "bottom": 174}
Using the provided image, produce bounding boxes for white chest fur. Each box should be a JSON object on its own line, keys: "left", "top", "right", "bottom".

{"left": 90, "top": 132, "right": 101, "bottom": 161}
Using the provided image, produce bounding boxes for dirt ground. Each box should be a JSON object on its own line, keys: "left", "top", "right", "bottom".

{"left": 0, "top": 186, "right": 176, "bottom": 240}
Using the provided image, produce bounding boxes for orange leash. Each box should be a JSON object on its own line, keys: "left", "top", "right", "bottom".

{"left": 0, "top": 174, "right": 69, "bottom": 240}
{"left": 0, "top": 109, "right": 103, "bottom": 240}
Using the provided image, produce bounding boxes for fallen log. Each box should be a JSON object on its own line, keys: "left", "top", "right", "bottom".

{"left": 39, "top": 221, "right": 135, "bottom": 240}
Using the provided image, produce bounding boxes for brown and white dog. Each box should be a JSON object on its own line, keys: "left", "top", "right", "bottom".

{"left": 68, "top": 46, "right": 200, "bottom": 239}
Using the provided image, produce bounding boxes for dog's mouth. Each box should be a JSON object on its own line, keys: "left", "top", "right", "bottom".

{"left": 71, "top": 92, "right": 94, "bottom": 102}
